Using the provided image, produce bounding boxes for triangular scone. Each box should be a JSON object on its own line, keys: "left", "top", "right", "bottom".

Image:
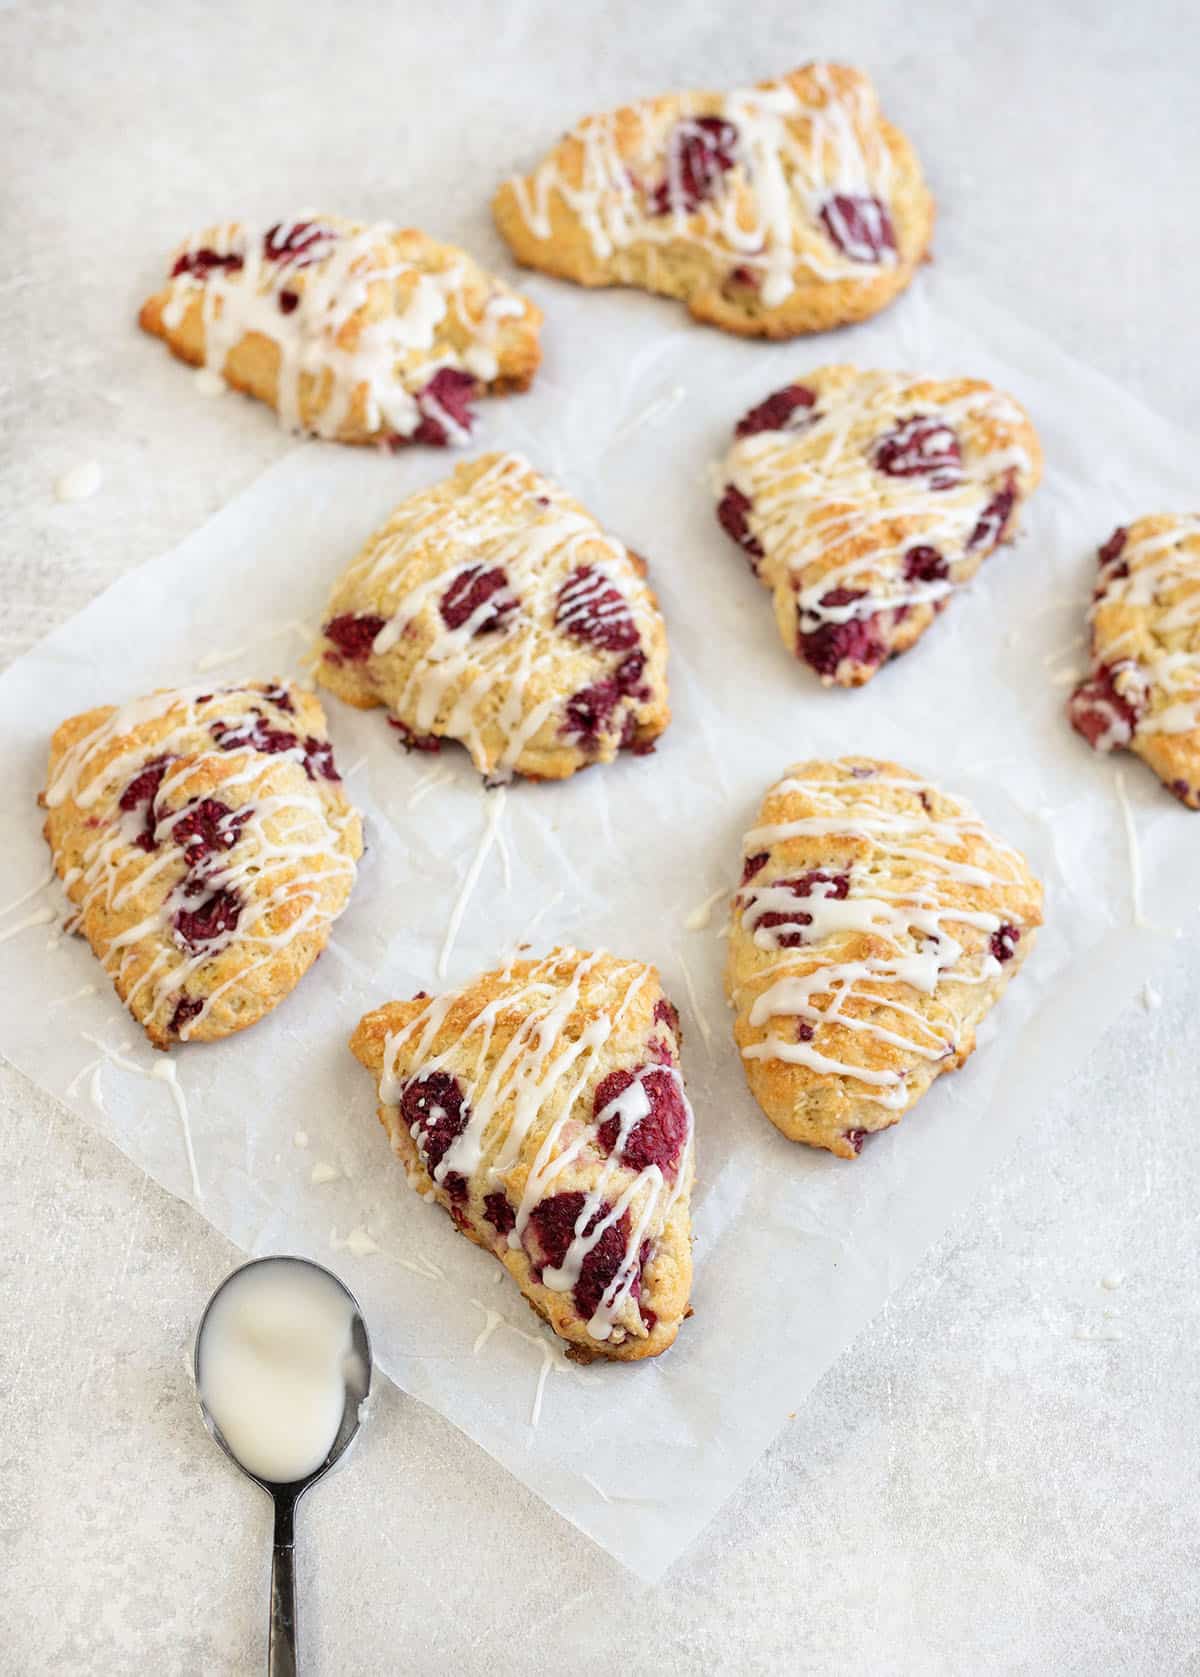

{"left": 726, "top": 759, "right": 1043, "bottom": 1158}
{"left": 139, "top": 217, "right": 542, "bottom": 447}
{"left": 350, "top": 949, "right": 694, "bottom": 1361}
{"left": 315, "top": 452, "right": 670, "bottom": 781}
{"left": 493, "top": 63, "right": 933, "bottom": 338}
{"left": 1069, "top": 516, "right": 1200, "bottom": 808}
{"left": 41, "top": 682, "right": 362, "bottom": 1048}
{"left": 715, "top": 366, "right": 1043, "bottom": 686}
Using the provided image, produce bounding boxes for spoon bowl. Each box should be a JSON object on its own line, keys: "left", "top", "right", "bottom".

{"left": 194, "top": 1255, "right": 373, "bottom": 1676}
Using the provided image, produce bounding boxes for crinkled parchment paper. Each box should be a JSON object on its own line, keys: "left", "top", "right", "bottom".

{"left": 2, "top": 270, "right": 1197, "bottom": 1580}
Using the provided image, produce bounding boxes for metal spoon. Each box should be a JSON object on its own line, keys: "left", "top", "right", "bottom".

{"left": 193, "top": 1256, "right": 373, "bottom": 1677}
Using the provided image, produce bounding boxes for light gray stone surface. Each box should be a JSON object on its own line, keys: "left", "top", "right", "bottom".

{"left": 2, "top": 3, "right": 1198, "bottom": 1671}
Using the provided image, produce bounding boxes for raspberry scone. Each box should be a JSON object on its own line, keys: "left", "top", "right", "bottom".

{"left": 1068, "top": 517, "right": 1200, "bottom": 807}
{"left": 315, "top": 451, "right": 670, "bottom": 781}
{"left": 715, "top": 366, "right": 1043, "bottom": 686}
{"left": 139, "top": 217, "right": 542, "bottom": 447}
{"left": 41, "top": 682, "right": 363, "bottom": 1048}
{"left": 726, "top": 759, "right": 1043, "bottom": 1158}
{"left": 350, "top": 949, "right": 695, "bottom": 1362}
{"left": 493, "top": 63, "right": 933, "bottom": 338}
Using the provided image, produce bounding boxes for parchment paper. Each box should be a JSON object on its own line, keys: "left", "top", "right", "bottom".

{"left": 2, "top": 269, "right": 1197, "bottom": 1581}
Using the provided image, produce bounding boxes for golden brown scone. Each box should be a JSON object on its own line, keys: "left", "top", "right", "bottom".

{"left": 494, "top": 63, "right": 933, "bottom": 338}
{"left": 350, "top": 949, "right": 694, "bottom": 1362}
{"left": 726, "top": 759, "right": 1043, "bottom": 1157}
{"left": 716, "top": 365, "right": 1043, "bottom": 686}
{"left": 315, "top": 451, "right": 670, "bottom": 781}
{"left": 41, "top": 681, "right": 362, "bottom": 1048}
{"left": 139, "top": 216, "right": 541, "bottom": 446}
{"left": 1068, "top": 516, "right": 1200, "bottom": 807}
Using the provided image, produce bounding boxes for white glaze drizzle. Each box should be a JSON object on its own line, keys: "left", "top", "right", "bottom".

{"left": 157, "top": 216, "right": 527, "bottom": 442}
{"left": 325, "top": 451, "right": 661, "bottom": 779}
{"left": 736, "top": 767, "right": 1032, "bottom": 1107}
{"left": 721, "top": 369, "right": 1035, "bottom": 636}
{"left": 507, "top": 65, "right": 898, "bottom": 306}
{"left": 0, "top": 905, "right": 56, "bottom": 945}
{"left": 377, "top": 949, "right": 693, "bottom": 1346}
{"left": 436, "top": 789, "right": 507, "bottom": 980}
{"left": 330, "top": 1226, "right": 380, "bottom": 1258}
{"left": 1113, "top": 768, "right": 1150, "bottom": 930}
{"left": 676, "top": 950, "right": 713, "bottom": 1055}
{"left": 684, "top": 885, "right": 728, "bottom": 931}
{"left": 0, "top": 868, "right": 54, "bottom": 919}
{"left": 66, "top": 1033, "right": 201, "bottom": 1200}
{"left": 55, "top": 462, "right": 102, "bottom": 502}
{"left": 44, "top": 681, "right": 357, "bottom": 1041}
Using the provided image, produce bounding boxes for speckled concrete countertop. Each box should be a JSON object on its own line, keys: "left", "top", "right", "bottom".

{"left": 3, "top": 4, "right": 1198, "bottom": 1671}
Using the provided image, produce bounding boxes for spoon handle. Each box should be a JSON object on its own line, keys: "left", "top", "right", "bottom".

{"left": 269, "top": 1493, "right": 299, "bottom": 1677}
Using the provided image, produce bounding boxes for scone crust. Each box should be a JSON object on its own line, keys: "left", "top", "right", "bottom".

{"left": 41, "top": 682, "right": 362, "bottom": 1048}
{"left": 716, "top": 364, "right": 1043, "bottom": 686}
{"left": 140, "top": 216, "right": 541, "bottom": 446}
{"left": 350, "top": 949, "right": 694, "bottom": 1362}
{"left": 315, "top": 451, "right": 670, "bottom": 781}
{"left": 1068, "top": 515, "right": 1200, "bottom": 807}
{"left": 725, "top": 758, "right": 1043, "bottom": 1156}
{"left": 493, "top": 63, "right": 934, "bottom": 338}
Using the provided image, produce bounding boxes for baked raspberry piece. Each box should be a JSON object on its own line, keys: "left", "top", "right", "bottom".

{"left": 818, "top": 194, "right": 897, "bottom": 264}
{"left": 262, "top": 220, "right": 333, "bottom": 265}
{"left": 211, "top": 715, "right": 299, "bottom": 758}
{"left": 412, "top": 369, "right": 478, "bottom": 447}
{"left": 169, "top": 995, "right": 204, "bottom": 1037}
{"left": 744, "top": 870, "right": 851, "bottom": 948}
{"left": 653, "top": 996, "right": 681, "bottom": 1036}
{"left": 903, "top": 545, "right": 949, "bottom": 584}
{"left": 350, "top": 948, "right": 695, "bottom": 1360}
{"left": 119, "top": 756, "right": 173, "bottom": 851}
{"left": 735, "top": 383, "right": 817, "bottom": 439}
{"left": 167, "top": 798, "right": 250, "bottom": 866}
{"left": 556, "top": 566, "right": 639, "bottom": 651}
{"left": 594, "top": 1065, "right": 689, "bottom": 1177}
{"left": 387, "top": 718, "right": 442, "bottom": 753}
{"left": 873, "top": 416, "right": 963, "bottom": 490}
{"left": 715, "top": 366, "right": 1043, "bottom": 687}
{"left": 798, "top": 590, "right": 888, "bottom": 682}
{"left": 171, "top": 248, "right": 244, "bottom": 280}
{"left": 399, "top": 1070, "right": 468, "bottom": 1174}
{"left": 716, "top": 485, "right": 764, "bottom": 568}
{"left": 483, "top": 1191, "right": 516, "bottom": 1235}
{"left": 440, "top": 564, "right": 518, "bottom": 635}
{"left": 651, "top": 116, "right": 738, "bottom": 214}
{"left": 317, "top": 453, "right": 669, "bottom": 781}
{"left": 323, "top": 613, "right": 386, "bottom": 662}
{"left": 175, "top": 886, "right": 242, "bottom": 950}
{"left": 968, "top": 480, "right": 1017, "bottom": 551}
{"left": 990, "top": 924, "right": 1020, "bottom": 963}
{"left": 302, "top": 737, "right": 340, "bottom": 781}
{"left": 141, "top": 217, "right": 542, "bottom": 447}
{"left": 1067, "top": 664, "right": 1142, "bottom": 751}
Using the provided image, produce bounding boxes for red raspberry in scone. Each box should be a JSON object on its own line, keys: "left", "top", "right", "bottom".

{"left": 139, "top": 217, "right": 541, "bottom": 446}
{"left": 715, "top": 366, "right": 1043, "bottom": 686}
{"left": 350, "top": 949, "right": 695, "bottom": 1362}
{"left": 40, "top": 682, "right": 362, "bottom": 1048}
{"left": 726, "top": 759, "right": 1043, "bottom": 1157}
{"left": 315, "top": 452, "right": 670, "bottom": 782}
{"left": 1068, "top": 516, "right": 1200, "bottom": 807}
{"left": 493, "top": 63, "right": 934, "bottom": 338}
